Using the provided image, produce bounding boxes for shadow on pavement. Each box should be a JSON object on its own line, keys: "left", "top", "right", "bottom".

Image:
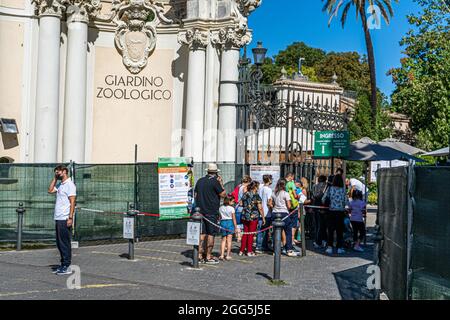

{"left": 256, "top": 272, "right": 273, "bottom": 281}
{"left": 305, "top": 226, "right": 375, "bottom": 261}
{"left": 333, "top": 263, "right": 376, "bottom": 300}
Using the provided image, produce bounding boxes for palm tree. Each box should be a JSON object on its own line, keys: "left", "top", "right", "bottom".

{"left": 322, "top": 0, "right": 398, "bottom": 122}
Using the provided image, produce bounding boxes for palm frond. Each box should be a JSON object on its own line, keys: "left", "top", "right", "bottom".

{"left": 341, "top": 2, "right": 352, "bottom": 27}
{"left": 376, "top": 0, "right": 391, "bottom": 24}
{"left": 381, "top": 0, "right": 394, "bottom": 17}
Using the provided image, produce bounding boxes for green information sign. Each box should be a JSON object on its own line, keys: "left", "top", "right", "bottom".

{"left": 314, "top": 131, "right": 350, "bottom": 158}
{"left": 158, "top": 157, "right": 191, "bottom": 221}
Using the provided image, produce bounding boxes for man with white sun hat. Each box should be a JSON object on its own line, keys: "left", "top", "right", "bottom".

{"left": 194, "top": 163, "right": 227, "bottom": 264}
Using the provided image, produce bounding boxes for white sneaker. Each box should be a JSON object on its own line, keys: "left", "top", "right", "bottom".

{"left": 313, "top": 242, "right": 320, "bottom": 249}
{"left": 353, "top": 245, "right": 364, "bottom": 252}
{"left": 337, "top": 248, "right": 346, "bottom": 254}
{"left": 325, "top": 247, "right": 333, "bottom": 255}
{"left": 287, "top": 250, "right": 300, "bottom": 257}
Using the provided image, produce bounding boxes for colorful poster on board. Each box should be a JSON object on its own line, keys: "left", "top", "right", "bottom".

{"left": 158, "top": 157, "right": 191, "bottom": 220}
{"left": 249, "top": 165, "right": 281, "bottom": 190}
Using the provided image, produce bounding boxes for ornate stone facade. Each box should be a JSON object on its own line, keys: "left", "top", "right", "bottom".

{"left": 1, "top": 0, "right": 263, "bottom": 163}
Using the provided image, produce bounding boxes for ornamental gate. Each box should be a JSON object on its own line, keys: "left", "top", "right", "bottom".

{"left": 236, "top": 52, "right": 348, "bottom": 184}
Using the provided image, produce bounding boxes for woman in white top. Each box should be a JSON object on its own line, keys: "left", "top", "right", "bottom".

{"left": 271, "top": 179, "right": 297, "bottom": 257}
{"left": 219, "top": 196, "right": 237, "bottom": 260}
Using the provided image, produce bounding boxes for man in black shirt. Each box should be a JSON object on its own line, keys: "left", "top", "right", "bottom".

{"left": 194, "top": 163, "right": 226, "bottom": 264}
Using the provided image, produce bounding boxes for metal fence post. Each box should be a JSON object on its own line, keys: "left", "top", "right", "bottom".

{"left": 272, "top": 212, "right": 285, "bottom": 281}
{"left": 191, "top": 208, "right": 203, "bottom": 268}
{"left": 16, "top": 203, "right": 25, "bottom": 251}
{"left": 127, "top": 204, "right": 137, "bottom": 260}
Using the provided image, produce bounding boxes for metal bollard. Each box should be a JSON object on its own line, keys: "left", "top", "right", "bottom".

{"left": 272, "top": 212, "right": 285, "bottom": 281}
{"left": 127, "top": 204, "right": 137, "bottom": 260}
{"left": 16, "top": 203, "right": 25, "bottom": 251}
{"left": 191, "top": 208, "right": 203, "bottom": 268}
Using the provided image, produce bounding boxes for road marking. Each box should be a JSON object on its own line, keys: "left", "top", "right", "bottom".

{"left": 0, "top": 283, "right": 137, "bottom": 297}
{"left": 81, "top": 283, "right": 138, "bottom": 289}
{"left": 91, "top": 251, "right": 182, "bottom": 264}
{"left": 134, "top": 247, "right": 253, "bottom": 264}
{"left": 135, "top": 248, "right": 184, "bottom": 255}
{"left": 146, "top": 243, "right": 190, "bottom": 249}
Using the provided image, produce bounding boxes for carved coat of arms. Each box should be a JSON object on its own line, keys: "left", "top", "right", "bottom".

{"left": 98, "top": 0, "right": 173, "bottom": 74}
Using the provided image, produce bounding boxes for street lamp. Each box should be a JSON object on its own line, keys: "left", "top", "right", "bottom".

{"left": 252, "top": 41, "right": 267, "bottom": 66}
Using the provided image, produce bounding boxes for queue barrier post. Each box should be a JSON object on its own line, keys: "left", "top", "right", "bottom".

{"left": 126, "top": 204, "right": 138, "bottom": 260}
{"left": 191, "top": 208, "right": 203, "bottom": 269}
{"left": 16, "top": 203, "right": 25, "bottom": 251}
{"left": 272, "top": 212, "right": 285, "bottom": 281}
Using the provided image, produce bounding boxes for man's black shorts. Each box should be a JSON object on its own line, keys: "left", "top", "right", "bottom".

{"left": 201, "top": 215, "right": 218, "bottom": 236}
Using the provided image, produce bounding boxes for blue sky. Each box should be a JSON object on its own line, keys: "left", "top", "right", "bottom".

{"left": 248, "top": 0, "right": 423, "bottom": 97}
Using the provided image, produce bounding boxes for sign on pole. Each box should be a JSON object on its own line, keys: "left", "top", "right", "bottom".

{"left": 249, "top": 165, "right": 280, "bottom": 190}
{"left": 314, "top": 131, "right": 350, "bottom": 158}
{"left": 158, "top": 157, "right": 191, "bottom": 221}
{"left": 186, "top": 222, "right": 201, "bottom": 246}
{"left": 123, "top": 216, "right": 134, "bottom": 239}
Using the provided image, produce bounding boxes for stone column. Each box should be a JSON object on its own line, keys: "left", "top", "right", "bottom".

{"left": 216, "top": 27, "right": 251, "bottom": 162}
{"left": 33, "top": 0, "right": 65, "bottom": 163}
{"left": 62, "top": 1, "right": 100, "bottom": 163}
{"left": 202, "top": 39, "right": 220, "bottom": 162}
{"left": 178, "top": 28, "right": 209, "bottom": 162}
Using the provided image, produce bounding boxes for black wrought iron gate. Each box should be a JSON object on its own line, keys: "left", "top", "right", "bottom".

{"left": 236, "top": 53, "right": 348, "bottom": 184}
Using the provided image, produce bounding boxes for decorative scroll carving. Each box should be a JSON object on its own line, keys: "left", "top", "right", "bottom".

{"left": 32, "top": 0, "right": 66, "bottom": 17}
{"left": 211, "top": 25, "right": 252, "bottom": 49}
{"left": 64, "top": 0, "right": 102, "bottom": 23}
{"left": 236, "top": 0, "right": 262, "bottom": 17}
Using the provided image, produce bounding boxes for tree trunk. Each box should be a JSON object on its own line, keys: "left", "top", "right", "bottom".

{"left": 360, "top": 7, "right": 378, "bottom": 125}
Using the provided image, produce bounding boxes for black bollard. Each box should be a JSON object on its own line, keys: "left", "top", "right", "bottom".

{"left": 272, "top": 212, "right": 285, "bottom": 281}
{"left": 191, "top": 208, "right": 203, "bottom": 268}
{"left": 16, "top": 203, "right": 25, "bottom": 251}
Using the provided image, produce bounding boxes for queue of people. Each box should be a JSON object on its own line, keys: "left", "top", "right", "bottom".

{"left": 193, "top": 163, "right": 367, "bottom": 264}
{"left": 312, "top": 171, "right": 367, "bottom": 254}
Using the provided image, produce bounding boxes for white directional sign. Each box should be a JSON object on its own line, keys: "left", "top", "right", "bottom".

{"left": 123, "top": 216, "right": 135, "bottom": 239}
{"left": 186, "top": 222, "right": 201, "bottom": 246}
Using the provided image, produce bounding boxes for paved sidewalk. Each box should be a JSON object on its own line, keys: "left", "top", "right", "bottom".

{"left": 0, "top": 215, "right": 377, "bottom": 300}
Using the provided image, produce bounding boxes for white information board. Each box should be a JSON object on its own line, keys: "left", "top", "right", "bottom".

{"left": 249, "top": 165, "right": 281, "bottom": 189}
{"left": 123, "top": 216, "right": 135, "bottom": 239}
{"left": 186, "top": 222, "right": 201, "bottom": 246}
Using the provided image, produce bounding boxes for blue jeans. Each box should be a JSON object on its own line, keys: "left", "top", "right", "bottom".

{"left": 256, "top": 216, "right": 272, "bottom": 251}
{"left": 55, "top": 220, "right": 72, "bottom": 267}
{"left": 280, "top": 212, "right": 293, "bottom": 251}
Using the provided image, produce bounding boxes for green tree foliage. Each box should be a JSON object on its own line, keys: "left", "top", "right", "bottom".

{"left": 316, "top": 52, "right": 371, "bottom": 91}
{"left": 261, "top": 43, "right": 370, "bottom": 89}
{"left": 275, "top": 42, "right": 326, "bottom": 69}
{"left": 389, "top": 0, "right": 450, "bottom": 150}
